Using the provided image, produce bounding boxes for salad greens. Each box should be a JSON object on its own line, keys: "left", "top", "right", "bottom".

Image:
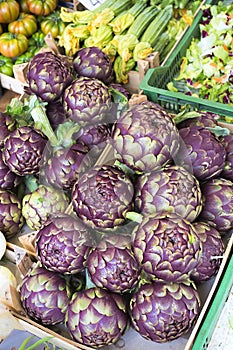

{"left": 168, "top": 2, "right": 233, "bottom": 104}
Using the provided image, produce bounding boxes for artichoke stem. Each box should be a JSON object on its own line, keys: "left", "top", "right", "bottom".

{"left": 31, "top": 105, "right": 58, "bottom": 147}
{"left": 125, "top": 211, "right": 143, "bottom": 224}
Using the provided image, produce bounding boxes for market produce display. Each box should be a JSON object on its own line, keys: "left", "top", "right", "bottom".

{"left": 0, "top": 39, "right": 232, "bottom": 348}
{"left": 168, "top": 2, "right": 233, "bottom": 104}
{"left": 0, "top": 0, "right": 233, "bottom": 349}
{"left": 58, "top": 0, "right": 202, "bottom": 83}
{"left": 0, "top": 0, "right": 202, "bottom": 83}
{"left": 0, "top": 0, "right": 61, "bottom": 70}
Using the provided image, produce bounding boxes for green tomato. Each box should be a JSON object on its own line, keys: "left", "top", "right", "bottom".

{"left": 0, "top": 54, "right": 13, "bottom": 76}
{"left": 40, "top": 10, "right": 66, "bottom": 38}
{"left": 14, "top": 50, "right": 34, "bottom": 64}
{"left": 28, "top": 31, "right": 46, "bottom": 51}
{"left": 0, "top": 0, "right": 20, "bottom": 24}
{"left": 0, "top": 32, "right": 28, "bottom": 58}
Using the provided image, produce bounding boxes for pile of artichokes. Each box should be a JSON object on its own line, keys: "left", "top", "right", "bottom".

{"left": 1, "top": 47, "right": 233, "bottom": 349}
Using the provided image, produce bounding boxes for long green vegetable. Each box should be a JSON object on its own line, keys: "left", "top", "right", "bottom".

{"left": 127, "top": 5, "right": 160, "bottom": 38}
{"left": 110, "top": 0, "right": 148, "bottom": 35}
{"left": 94, "top": 0, "right": 133, "bottom": 16}
{"left": 140, "top": 5, "right": 174, "bottom": 47}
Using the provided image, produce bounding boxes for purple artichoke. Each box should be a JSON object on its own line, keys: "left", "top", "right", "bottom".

{"left": 112, "top": 102, "right": 180, "bottom": 173}
{"left": 22, "top": 184, "right": 69, "bottom": 231}
{"left": 75, "top": 123, "right": 113, "bottom": 150}
{"left": 109, "top": 82, "right": 131, "bottom": 100}
{"left": 46, "top": 98, "right": 67, "bottom": 130}
{"left": 220, "top": 134, "right": 233, "bottom": 181}
{"left": 198, "top": 177, "right": 233, "bottom": 233}
{"left": 0, "top": 112, "right": 16, "bottom": 149}
{"left": 191, "top": 221, "right": 224, "bottom": 282}
{"left": 66, "top": 287, "right": 129, "bottom": 347}
{"left": 132, "top": 213, "right": 201, "bottom": 282}
{"left": 62, "top": 76, "right": 112, "bottom": 127}
{"left": 0, "top": 189, "right": 24, "bottom": 239}
{"left": 43, "top": 142, "right": 90, "bottom": 190}
{"left": 0, "top": 150, "right": 21, "bottom": 189}
{"left": 73, "top": 46, "right": 114, "bottom": 84}
{"left": 176, "top": 111, "right": 220, "bottom": 129}
{"left": 87, "top": 233, "right": 140, "bottom": 293}
{"left": 27, "top": 51, "right": 74, "bottom": 102}
{"left": 129, "top": 280, "right": 200, "bottom": 343}
{"left": 135, "top": 165, "right": 202, "bottom": 222}
{"left": 36, "top": 214, "right": 93, "bottom": 274}
{"left": 20, "top": 264, "right": 72, "bottom": 325}
{"left": 71, "top": 164, "right": 134, "bottom": 229}
{"left": 2, "top": 126, "right": 47, "bottom": 176}
{"left": 177, "top": 125, "right": 226, "bottom": 181}
{"left": 75, "top": 123, "right": 113, "bottom": 163}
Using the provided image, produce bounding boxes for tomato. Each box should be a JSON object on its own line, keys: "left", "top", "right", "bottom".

{"left": 14, "top": 50, "right": 34, "bottom": 64}
{"left": 0, "top": 54, "right": 13, "bottom": 76}
{"left": 0, "top": 0, "right": 20, "bottom": 24}
{"left": 0, "top": 32, "right": 28, "bottom": 58}
{"left": 8, "top": 12, "right": 37, "bottom": 37}
{"left": 26, "top": 0, "right": 57, "bottom": 16}
{"left": 40, "top": 10, "right": 66, "bottom": 38}
{"left": 28, "top": 30, "right": 46, "bottom": 51}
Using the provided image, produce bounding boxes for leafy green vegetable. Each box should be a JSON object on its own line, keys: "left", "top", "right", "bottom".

{"left": 168, "top": 3, "right": 233, "bottom": 104}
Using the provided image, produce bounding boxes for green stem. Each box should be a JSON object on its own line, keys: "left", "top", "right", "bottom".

{"left": 30, "top": 104, "right": 58, "bottom": 147}
{"left": 18, "top": 336, "right": 34, "bottom": 350}
{"left": 18, "top": 336, "right": 53, "bottom": 350}
{"left": 26, "top": 337, "right": 53, "bottom": 350}
{"left": 55, "top": 120, "right": 81, "bottom": 149}
{"left": 125, "top": 211, "right": 143, "bottom": 224}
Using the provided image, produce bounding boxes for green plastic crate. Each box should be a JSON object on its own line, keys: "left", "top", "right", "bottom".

{"left": 192, "top": 243, "right": 233, "bottom": 350}
{"left": 140, "top": 0, "right": 233, "bottom": 122}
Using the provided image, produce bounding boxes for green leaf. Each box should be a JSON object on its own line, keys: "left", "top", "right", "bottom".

{"left": 55, "top": 120, "right": 81, "bottom": 149}
{"left": 207, "top": 125, "right": 230, "bottom": 137}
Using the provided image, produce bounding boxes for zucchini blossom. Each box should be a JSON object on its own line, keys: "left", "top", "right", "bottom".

{"left": 59, "top": 23, "right": 90, "bottom": 56}
{"left": 133, "top": 42, "right": 153, "bottom": 61}
{"left": 84, "top": 24, "right": 113, "bottom": 50}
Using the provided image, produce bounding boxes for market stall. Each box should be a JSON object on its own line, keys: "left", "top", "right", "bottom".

{"left": 0, "top": 1, "right": 233, "bottom": 349}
